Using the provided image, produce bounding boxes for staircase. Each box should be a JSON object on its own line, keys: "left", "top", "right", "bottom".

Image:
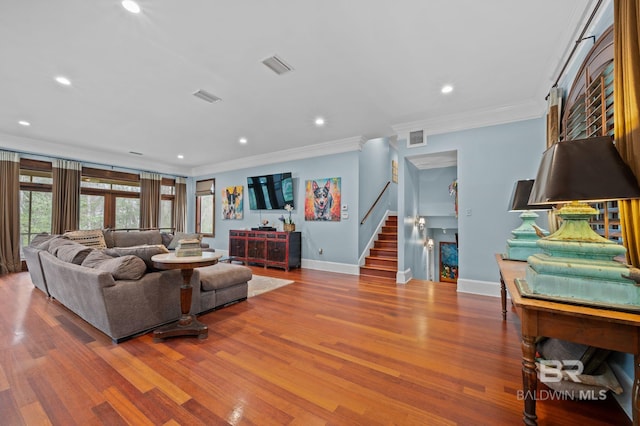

{"left": 360, "top": 215, "right": 397, "bottom": 279}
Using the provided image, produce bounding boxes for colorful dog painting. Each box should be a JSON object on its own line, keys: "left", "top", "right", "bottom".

{"left": 222, "top": 185, "right": 243, "bottom": 220}
{"left": 304, "top": 177, "right": 341, "bottom": 221}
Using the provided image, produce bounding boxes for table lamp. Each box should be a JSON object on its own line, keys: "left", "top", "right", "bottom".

{"left": 524, "top": 136, "right": 640, "bottom": 307}
{"left": 505, "top": 179, "right": 552, "bottom": 261}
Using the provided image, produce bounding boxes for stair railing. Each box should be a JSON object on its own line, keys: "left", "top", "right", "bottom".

{"left": 360, "top": 181, "right": 391, "bottom": 225}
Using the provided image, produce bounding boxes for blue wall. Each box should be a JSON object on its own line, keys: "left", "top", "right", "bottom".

{"left": 397, "top": 117, "right": 548, "bottom": 285}
{"left": 358, "top": 138, "right": 393, "bottom": 257}
{"left": 189, "top": 151, "right": 360, "bottom": 266}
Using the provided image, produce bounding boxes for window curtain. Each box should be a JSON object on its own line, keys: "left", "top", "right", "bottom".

{"left": 52, "top": 159, "right": 81, "bottom": 234}
{"left": 140, "top": 172, "right": 161, "bottom": 229}
{"left": 0, "top": 151, "right": 21, "bottom": 274}
{"left": 614, "top": 0, "right": 640, "bottom": 267}
{"left": 173, "top": 177, "right": 186, "bottom": 232}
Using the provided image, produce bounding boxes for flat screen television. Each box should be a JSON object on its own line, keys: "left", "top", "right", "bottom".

{"left": 247, "top": 172, "right": 294, "bottom": 210}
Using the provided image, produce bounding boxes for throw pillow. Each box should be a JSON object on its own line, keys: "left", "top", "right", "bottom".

{"left": 102, "top": 229, "right": 115, "bottom": 248}
{"left": 104, "top": 244, "right": 169, "bottom": 269}
{"left": 167, "top": 232, "right": 202, "bottom": 250}
{"left": 55, "top": 243, "right": 93, "bottom": 265}
{"left": 29, "top": 233, "right": 55, "bottom": 247}
{"left": 63, "top": 229, "right": 107, "bottom": 249}
{"left": 90, "top": 255, "right": 146, "bottom": 280}
{"left": 45, "top": 237, "right": 77, "bottom": 255}
{"left": 81, "top": 250, "right": 119, "bottom": 268}
{"left": 161, "top": 232, "right": 174, "bottom": 248}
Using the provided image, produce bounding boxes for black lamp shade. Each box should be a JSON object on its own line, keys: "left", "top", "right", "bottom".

{"left": 528, "top": 136, "right": 640, "bottom": 205}
{"left": 509, "top": 179, "right": 552, "bottom": 211}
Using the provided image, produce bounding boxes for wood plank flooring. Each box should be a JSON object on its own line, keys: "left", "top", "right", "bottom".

{"left": 0, "top": 267, "right": 629, "bottom": 425}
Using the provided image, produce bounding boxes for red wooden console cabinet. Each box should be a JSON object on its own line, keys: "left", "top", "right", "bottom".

{"left": 229, "top": 230, "right": 301, "bottom": 271}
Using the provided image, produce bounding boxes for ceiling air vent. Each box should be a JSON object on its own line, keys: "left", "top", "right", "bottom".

{"left": 408, "top": 130, "right": 426, "bottom": 148}
{"left": 192, "top": 89, "right": 221, "bottom": 103}
{"left": 262, "top": 55, "right": 294, "bottom": 75}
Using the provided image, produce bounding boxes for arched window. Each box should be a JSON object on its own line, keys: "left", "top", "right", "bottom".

{"left": 561, "top": 25, "right": 619, "bottom": 242}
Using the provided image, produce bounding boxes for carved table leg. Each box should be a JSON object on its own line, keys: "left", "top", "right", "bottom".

{"left": 154, "top": 268, "right": 208, "bottom": 342}
{"left": 500, "top": 273, "right": 507, "bottom": 320}
{"left": 634, "top": 352, "right": 639, "bottom": 426}
{"left": 522, "top": 334, "right": 538, "bottom": 426}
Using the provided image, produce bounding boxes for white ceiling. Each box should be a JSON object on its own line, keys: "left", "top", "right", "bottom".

{"left": 0, "top": 0, "right": 597, "bottom": 176}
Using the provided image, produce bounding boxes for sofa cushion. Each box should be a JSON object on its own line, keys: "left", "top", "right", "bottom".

{"left": 167, "top": 232, "right": 202, "bottom": 250}
{"left": 55, "top": 242, "right": 93, "bottom": 265}
{"left": 63, "top": 229, "right": 107, "bottom": 249}
{"left": 87, "top": 254, "right": 147, "bottom": 280}
{"left": 104, "top": 244, "right": 169, "bottom": 270}
{"left": 198, "top": 263, "right": 253, "bottom": 291}
{"left": 112, "top": 230, "right": 162, "bottom": 248}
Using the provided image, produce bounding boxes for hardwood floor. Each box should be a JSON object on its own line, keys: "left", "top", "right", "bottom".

{"left": 0, "top": 267, "right": 629, "bottom": 425}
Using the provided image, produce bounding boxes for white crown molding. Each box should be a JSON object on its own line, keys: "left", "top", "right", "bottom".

{"left": 0, "top": 131, "right": 189, "bottom": 176}
{"left": 190, "top": 136, "right": 367, "bottom": 176}
{"left": 391, "top": 99, "right": 545, "bottom": 142}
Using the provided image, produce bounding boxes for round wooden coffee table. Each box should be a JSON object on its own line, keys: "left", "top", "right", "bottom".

{"left": 151, "top": 251, "right": 220, "bottom": 341}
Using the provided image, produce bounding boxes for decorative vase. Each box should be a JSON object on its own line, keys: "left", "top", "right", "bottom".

{"left": 283, "top": 223, "right": 295, "bottom": 232}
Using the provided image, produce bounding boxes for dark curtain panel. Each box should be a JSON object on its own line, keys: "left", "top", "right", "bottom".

{"left": 140, "top": 172, "right": 161, "bottom": 229}
{"left": 173, "top": 177, "right": 186, "bottom": 232}
{"left": 0, "top": 151, "right": 21, "bottom": 273}
{"left": 52, "top": 159, "right": 81, "bottom": 234}
{"left": 614, "top": 0, "right": 640, "bottom": 266}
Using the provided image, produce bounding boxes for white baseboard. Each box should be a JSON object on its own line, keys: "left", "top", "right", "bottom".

{"left": 301, "top": 259, "right": 360, "bottom": 275}
{"left": 396, "top": 268, "right": 412, "bottom": 284}
{"left": 457, "top": 278, "right": 502, "bottom": 298}
{"left": 610, "top": 360, "right": 633, "bottom": 420}
{"left": 213, "top": 250, "right": 359, "bottom": 275}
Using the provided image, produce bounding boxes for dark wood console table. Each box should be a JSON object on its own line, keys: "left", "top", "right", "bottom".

{"left": 229, "top": 230, "right": 301, "bottom": 271}
{"left": 495, "top": 254, "right": 640, "bottom": 425}
{"left": 151, "top": 252, "right": 220, "bottom": 341}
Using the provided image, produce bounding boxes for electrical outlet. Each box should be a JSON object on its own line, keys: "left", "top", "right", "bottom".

{"left": 319, "top": 248, "right": 323, "bottom": 255}
{"left": 466, "top": 209, "right": 472, "bottom": 216}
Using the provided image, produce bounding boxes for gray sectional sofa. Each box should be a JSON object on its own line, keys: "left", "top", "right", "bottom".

{"left": 23, "top": 229, "right": 252, "bottom": 343}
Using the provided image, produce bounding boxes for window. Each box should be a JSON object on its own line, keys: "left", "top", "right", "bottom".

{"left": 80, "top": 167, "right": 140, "bottom": 229}
{"left": 195, "top": 179, "right": 215, "bottom": 237}
{"left": 79, "top": 194, "right": 105, "bottom": 230}
{"left": 561, "top": 26, "right": 619, "bottom": 242}
{"left": 19, "top": 160, "right": 52, "bottom": 249}
{"left": 160, "top": 183, "right": 175, "bottom": 230}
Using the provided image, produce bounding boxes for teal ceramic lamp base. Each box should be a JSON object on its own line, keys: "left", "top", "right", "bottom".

{"left": 525, "top": 202, "right": 637, "bottom": 306}
{"left": 506, "top": 211, "right": 548, "bottom": 261}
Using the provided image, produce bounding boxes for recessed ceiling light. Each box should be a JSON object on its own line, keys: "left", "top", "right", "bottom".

{"left": 121, "top": 0, "right": 141, "bottom": 14}
{"left": 177, "top": 154, "right": 184, "bottom": 159}
{"left": 239, "top": 137, "right": 248, "bottom": 144}
{"left": 18, "top": 120, "right": 31, "bottom": 126}
{"left": 55, "top": 76, "right": 72, "bottom": 86}
{"left": 441, "top": 85, "right": 454, "bottom": 94}
{"left": 314, "top": 117, "right": 326, "bottom": 127}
